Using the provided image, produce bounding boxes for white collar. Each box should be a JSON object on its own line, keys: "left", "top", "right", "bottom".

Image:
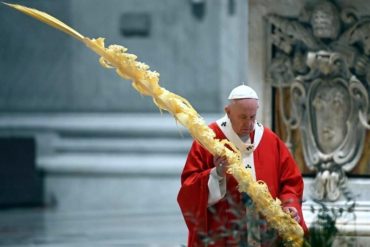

{"left": 216, "top": 115, "right": 264, "bottom": 155}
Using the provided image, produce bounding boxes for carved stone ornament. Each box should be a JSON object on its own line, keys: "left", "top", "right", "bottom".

{"left": 266, "top": 0, "right": 370, "bottom": 201}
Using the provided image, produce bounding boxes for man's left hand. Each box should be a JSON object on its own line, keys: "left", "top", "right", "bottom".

{"left": 283, "top": 206, "right": 300, "bottom": 223}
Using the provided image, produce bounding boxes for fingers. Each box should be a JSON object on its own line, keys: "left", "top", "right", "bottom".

{"left": 214, "top": 156, "right": 228, "bottom": 167}
{"left": 283, "top": 206, "right": 300, "bottom": 223}
{"left": 214, "top": 156, "right": 228, "bottom": 176}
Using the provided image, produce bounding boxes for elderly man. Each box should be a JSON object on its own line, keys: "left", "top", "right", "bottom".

{"left": 177, "top": 85, "right": 307, "bottom": 246}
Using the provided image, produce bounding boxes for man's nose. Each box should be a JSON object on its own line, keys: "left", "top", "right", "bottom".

{"left": 245, "top": 120, "right": 254, "bottom": 127}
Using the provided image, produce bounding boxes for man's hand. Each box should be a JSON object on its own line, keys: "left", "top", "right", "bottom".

{"left": 213, "top": 155, "right": 229, "bottom": 177}
{"left": 283, "top": 206, "right": 300, "bottom": 223}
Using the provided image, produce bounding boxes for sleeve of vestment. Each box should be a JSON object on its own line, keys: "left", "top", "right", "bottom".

{"left": 277, "top": 138, "right": 308, "bottom": 233}
{"left": 208, "top": 168, "right": 227, "bottom": 206}
{"left": 177, "top": 139, "right": 214, "bottom": 242}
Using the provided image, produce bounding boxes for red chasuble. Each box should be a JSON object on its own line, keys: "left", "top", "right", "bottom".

{"left": 177, "top": 121, "right": 307, "bottom": 247}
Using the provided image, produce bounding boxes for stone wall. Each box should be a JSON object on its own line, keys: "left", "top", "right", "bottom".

{"left": 0, "top": 0, "right": 248, "bottom": 113}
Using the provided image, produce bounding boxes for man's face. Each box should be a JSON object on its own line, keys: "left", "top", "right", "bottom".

{"left": 225, "top": 99, "right": 259, "bottom": 137}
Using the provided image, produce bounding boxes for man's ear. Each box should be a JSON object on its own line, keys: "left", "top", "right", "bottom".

{"left": 224, "top": 105, "right": 230, "bottom": 117}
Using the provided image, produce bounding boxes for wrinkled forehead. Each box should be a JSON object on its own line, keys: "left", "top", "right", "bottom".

{"left": 229, "top": 98, "right": 259, "bottom": 111}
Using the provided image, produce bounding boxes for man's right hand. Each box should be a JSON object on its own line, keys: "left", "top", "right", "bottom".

{"left": 213, "top": 155, "right": 229, "bottom": 177}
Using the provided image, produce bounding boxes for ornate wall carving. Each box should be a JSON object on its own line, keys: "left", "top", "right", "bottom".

{"left": 266, "top": 0, "right": 370, "bottom": 201}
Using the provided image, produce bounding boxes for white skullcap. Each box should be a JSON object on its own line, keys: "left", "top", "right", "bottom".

{"left": 228, "top": 85, "right": 259, "bottom": 100}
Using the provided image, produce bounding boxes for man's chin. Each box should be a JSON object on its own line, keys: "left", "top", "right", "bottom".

{"left": 239, "top": 130, "right": 250, "bottom": 136}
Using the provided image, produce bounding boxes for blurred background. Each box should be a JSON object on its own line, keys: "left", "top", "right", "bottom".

{"left": 0, "top": 0, "right": 248, "bottom": 246}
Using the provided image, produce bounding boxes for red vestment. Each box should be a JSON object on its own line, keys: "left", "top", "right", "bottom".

{"left": 177, "top": 122, "right": 307, "bottom": 246}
